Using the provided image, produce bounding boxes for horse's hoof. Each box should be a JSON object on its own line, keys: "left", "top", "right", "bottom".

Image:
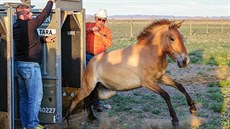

{"left": 63, "top": 113, "right": 71, "bottom": 124}
{"left": 62, "top": 115, "right": 71, "bottom": 128}
{"left": 88, "top": 113, "right": 97, "bottom": 120}
{"left": 172, "top": 120, "right": 179, "bottom": 128}
{"left": 88, "top": 106, "right": 97, "bottom": 120}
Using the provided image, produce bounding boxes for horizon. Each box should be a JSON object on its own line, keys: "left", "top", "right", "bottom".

{"left": 86, "top": 14, "right": 230, "bottom": 18}
{"left": 0, "top": 0, "right": 229, "bottom": 17}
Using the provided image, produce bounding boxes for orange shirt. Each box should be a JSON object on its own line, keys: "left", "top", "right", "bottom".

{"left": 86, "top": 22, "right": 112, "bottom": 55}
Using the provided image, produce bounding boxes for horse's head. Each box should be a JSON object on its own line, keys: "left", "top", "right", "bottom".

{"left": 163, "top": 20, "right": 190, "bottom": 68}
{"left": 137, "top": 19, "right": 189, "bottom": 68}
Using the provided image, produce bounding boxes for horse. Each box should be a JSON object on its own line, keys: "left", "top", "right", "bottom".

{"left": 64, "top": 19, "right": 197, "bottom": 128}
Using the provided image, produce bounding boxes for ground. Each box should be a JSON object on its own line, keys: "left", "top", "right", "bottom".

{"left": 46, "top": 64, "right": 230, "bottom": 129}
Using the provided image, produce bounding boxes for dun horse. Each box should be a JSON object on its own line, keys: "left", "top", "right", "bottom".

{"left": 65, "top": 19, "right": 197, "bottom": 128}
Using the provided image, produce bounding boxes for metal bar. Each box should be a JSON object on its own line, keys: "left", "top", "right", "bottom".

{"left": 80, "top": 9, "right": 86, "bottom": 81}
{"left": 55, "top": 7, "right": 62, "bottom": 128}
{"left": 6, "top": 7, "right": 14, "bottom": 129}
{"left": 42, "top": 44, "right": 48, "bottom": 75}
{"left": 10, "top": 8, "right": 15, "bottom": 129}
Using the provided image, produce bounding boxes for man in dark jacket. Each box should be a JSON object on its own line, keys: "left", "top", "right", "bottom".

{"left": 13, "top": 1, "right": 55, "bottom": 128}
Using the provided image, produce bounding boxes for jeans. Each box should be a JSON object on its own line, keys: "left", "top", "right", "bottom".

{"left": 14, "top": 61, "right": 43, "bottom": 129}
{"left": 86, "top": 53, "right": 94, "bottom": 64}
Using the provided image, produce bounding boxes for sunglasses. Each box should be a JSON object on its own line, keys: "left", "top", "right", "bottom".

{"left": 97, "top": 18, "right": 106, "bottom": 22}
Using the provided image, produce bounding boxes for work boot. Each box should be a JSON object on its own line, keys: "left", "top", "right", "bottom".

{"left": 35, "top": 124, "right": 47, "bottom": 129}
{"left": 22, "top": 124, "right": 47, "bottom": 129}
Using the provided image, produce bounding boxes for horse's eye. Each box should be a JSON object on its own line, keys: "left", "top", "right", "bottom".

{"left": 169, "top": 36, "right": 174, "bottom": 42}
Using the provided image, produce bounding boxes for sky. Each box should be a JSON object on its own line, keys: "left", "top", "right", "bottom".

{"left": 0, "top": 0, "right": 230, "bottom": 17}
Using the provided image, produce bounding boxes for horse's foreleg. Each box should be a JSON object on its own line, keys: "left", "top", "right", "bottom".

{"left": 144, "top": 82, "right": 179, "bottom": 128}
{"left": 160, "top": 74, "right": 197, "bottom": 115}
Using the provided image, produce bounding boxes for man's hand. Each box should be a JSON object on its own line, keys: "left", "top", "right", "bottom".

{"left": 91, "top": 26, "right": 100, "bottom": 32}
{"left": 94, "top": 31, "right": 106, "bottom": 38}
{"left": 45, "top": 35, "right": 56, "bottom": 43}
{"left": 93, "top": 31, "right": 101, "bottom": 36}
{"left": 48, "top": 0, "right": 56, "bottom": 3}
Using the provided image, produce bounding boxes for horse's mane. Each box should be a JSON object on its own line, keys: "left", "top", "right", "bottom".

{"left": 137, "top": 19, "right": 171, "bottom": 41}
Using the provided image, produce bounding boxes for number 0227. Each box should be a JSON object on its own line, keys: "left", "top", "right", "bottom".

{"left": 40, "top": 107, "right": 56, "bottom": 114}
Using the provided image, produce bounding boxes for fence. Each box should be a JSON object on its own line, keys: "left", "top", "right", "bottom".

{"left": 107, "top": 17, "right": 230, "bottom": 39}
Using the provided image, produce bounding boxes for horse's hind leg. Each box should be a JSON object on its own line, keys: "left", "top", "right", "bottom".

{"left": 144, "top": 82, "right": 179, "bottom": 128}
{"left": 160, "top": 74, "right": 197, "bottom": 115}
{"left": 83, "top": 88, "right": 99, "bottom": 120}
{"left": 64, "top": 85, "right": 95, "bottom": 121}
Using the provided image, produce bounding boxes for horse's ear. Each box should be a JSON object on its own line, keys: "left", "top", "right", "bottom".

{"left": 169, "top": 20, "right": 185, "bottom": 29}
{"left": 175, "top": 20, "right": 185, "bottom": 28}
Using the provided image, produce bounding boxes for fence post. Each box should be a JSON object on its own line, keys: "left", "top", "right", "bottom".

{"left": 221, "top": 16, "right": 224, "bottom": 33}
{"left": 206, "top": 16, "right": 209, "bottom": 33}
{"left": 190, "top": 17, "right": 192, "bottom": 35}
{"left": 130, "top": 17, "right": 133, "bottom": 38}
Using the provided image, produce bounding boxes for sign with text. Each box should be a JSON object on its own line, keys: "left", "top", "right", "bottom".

{"left": 38, "top": 29, "right": 56, "bottom": 36}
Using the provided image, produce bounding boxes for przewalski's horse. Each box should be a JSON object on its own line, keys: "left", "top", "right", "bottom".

{"left": 65, "top": 19, "right": 197, "bottom": 128}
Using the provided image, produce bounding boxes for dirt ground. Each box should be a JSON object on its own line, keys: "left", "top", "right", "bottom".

{"left": 44, "top": 64, "right": 230, "bottom": 129}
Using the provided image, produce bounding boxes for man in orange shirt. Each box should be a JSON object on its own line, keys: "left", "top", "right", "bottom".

{"left": 86, "top": 9, "right": 112, "bottom": 112}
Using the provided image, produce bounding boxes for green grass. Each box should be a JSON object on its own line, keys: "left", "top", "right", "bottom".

{"left": 217, "top": 80, "right": 230, "bottom": 87}
{"left": 185, "top": 33, "right": 230, "bottom": 66}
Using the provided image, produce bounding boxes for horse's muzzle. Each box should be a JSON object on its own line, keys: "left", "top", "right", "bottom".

{"left": 176, "top": 54, "right": 190, "bottom": 68}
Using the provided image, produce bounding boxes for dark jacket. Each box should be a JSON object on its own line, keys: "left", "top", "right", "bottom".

{"left": 13, "top": 1, "right": 53, "bottom": 64}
